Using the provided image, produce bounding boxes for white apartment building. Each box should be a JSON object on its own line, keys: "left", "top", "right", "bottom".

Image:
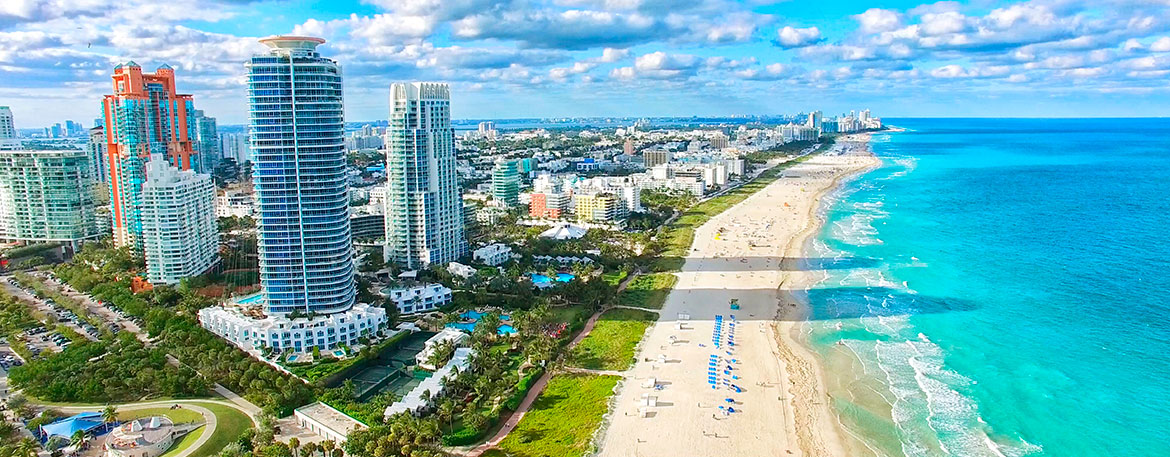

{"left": 473, "top": 243, "right": 512, "bottom": 266}
{"left": 199, "top": 296, "right": 387, "bottom": 352}
{"left": 383, "top": 283, "right": 453, "bottom": 315}
{"left": 215, "top": 191, "right": 255, "bottom": 218}
{"left": 141, "top": 155, "right": 219, "bottom": 285}
{"left": 0, "top": 106, "right": 19, "bottom": 150}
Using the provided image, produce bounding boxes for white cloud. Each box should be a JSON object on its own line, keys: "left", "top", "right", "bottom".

{"left": 854, "top": 8, "right": 901, "bottom": 34}
{"left": 1151, "top": 37, "right": 1170, "bottom": 52}
{"left": 777, "top": 26, "right": 821, "bottom": 48}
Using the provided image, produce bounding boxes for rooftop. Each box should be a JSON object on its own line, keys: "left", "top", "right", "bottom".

{"left": 295, "top": 401, "right": 366, "bottom": 436}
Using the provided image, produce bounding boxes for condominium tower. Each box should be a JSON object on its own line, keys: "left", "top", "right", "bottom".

{"left": 102, "top": 63, "right": 201, "bottom": 254}
{"left": 246, "top": 36, "right": 354, "bottom": 314}
{"left": 141, "top": 155, "right": 219, "bottom": 285}
{"left": 0, "top": 150, "right": 100, "bottom": 245}
{"left": 383, "top": 82, "right": 468, "bottom": 269}
{"left": 491, "top": 159, "right": 520, "bottom": 207}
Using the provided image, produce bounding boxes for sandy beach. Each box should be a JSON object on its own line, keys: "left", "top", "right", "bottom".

{"left": 595, "top": 134, "right": 880, "bottom": 457}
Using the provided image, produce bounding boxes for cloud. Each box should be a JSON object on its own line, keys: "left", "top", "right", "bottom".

{"left": 1152, "top": 37, "right": 1170, "bottom": 52}
{"left": 854, "top": 8, "right": 902, "bottom": 34}
{"left": 776, "top": 26, "right": 821, "bottom": 48}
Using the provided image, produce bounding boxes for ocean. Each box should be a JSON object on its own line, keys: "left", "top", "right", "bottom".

{"left": 803, "top": 118, "right": 1170, "bottom": 457}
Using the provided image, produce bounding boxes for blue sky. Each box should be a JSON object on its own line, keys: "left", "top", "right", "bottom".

{"left": 3, "top": 0, "right": 1170, "bottom": 126}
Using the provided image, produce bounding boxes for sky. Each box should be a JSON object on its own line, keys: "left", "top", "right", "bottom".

{"left": 4, "top": 0, "right": 1170, "bottom": 127}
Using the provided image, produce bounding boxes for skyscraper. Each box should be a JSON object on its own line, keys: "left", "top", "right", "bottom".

{"left": 86, "top": 126, "right": 109, "bottom": 183}
{"left": 0, "top": 106, "right": 19, "bottom": 150}
{"left": 141, "top": 155, "right": 219, "bottom": 284}
{"left": 383, "top": 82, "right": 468, "bottom": 269}
{"left": 192, "top": 110, "right": 220, "bottom": 173}
{"left": 102, "top": 62, "right": 200, "bottom": 254}
{"left": 247, "top": 36, "right": 354, "bottom": 314}
{"left": 0, "top": 149, "right": 100, "bottom": 245}
{"left": 491, "top": 159, "right": 520, "bottom": 207}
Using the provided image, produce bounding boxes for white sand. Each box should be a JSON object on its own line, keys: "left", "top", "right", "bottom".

{"left": 595, "top": 135, "right": 880, "bottom": 457}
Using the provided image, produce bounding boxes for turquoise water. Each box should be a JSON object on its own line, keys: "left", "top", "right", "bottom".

{"left": 531, "top": 273, "right": 575, "bottom": 284}
{"left": 806, "top": 119, "right": 1170, "bottom": 457}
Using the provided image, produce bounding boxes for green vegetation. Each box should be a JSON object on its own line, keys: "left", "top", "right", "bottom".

{"left": 188, "top": 402, "right": 251, "bottom": 457}
{"left": 618, "top": 273, "right": 677, "bottom": 309}
{"left": 568, "top": 308, "right": 656, "bottom": 371}
{"left": 51, "top": 244, "right": 314, "bottom": 416}
{"left": 286, "top": 330, "right": 411, "bottom": 385}
{"left": 118, "top": 407, "right": 205, "bottom": 424}
{"left": 496, "top": 374, "right": 620, "bottom": 457}
{"left": 8, "top": 333, "right": 208, "bottom": 403}
{"left": 161, "top": 425, "right": 205, "bottom": 457}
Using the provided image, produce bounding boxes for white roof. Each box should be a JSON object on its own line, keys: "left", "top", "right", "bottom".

{"left": 385, "top": 348, "right": 473, "bottom": 417}
{"left": 539, "top": 223, "right": 587, "bottom": 240}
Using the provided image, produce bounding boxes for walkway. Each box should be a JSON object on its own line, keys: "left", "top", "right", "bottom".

{"left": 461, "top": 269, "right": 648, "bottom": 456}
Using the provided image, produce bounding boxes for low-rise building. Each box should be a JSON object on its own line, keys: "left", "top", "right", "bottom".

{"left": 472, "top": 243, "right": 512, "bottom": 266}
{"left": 198, "top": 294, "right": 387, "bottom": 352}
{"left": 446, "top": 262, "right": 477, "bottom": 279}
{"left": 215, "top": 191, "right": 254, "bottom": 218}
{"left": 293, "top": 402, "right": 367, "bottom": 443}
{"left": 383, "top": 283, "right": 453, "bottom": 315}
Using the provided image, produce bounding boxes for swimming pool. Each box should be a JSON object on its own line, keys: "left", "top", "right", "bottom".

{"left": 236, "top": 293, "right": 265, "bottom": 305}
{"left": 531, "top": 273, "right": 575, "bottom": 284}
{"left": 287, "top": 355, "right": 298, "bottom": 362}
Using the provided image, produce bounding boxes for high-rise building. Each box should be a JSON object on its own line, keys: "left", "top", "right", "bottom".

{"left": 141, "top": 155, "right": 219, "bottom": 285}
{"left": 86, "top": 126, "right": 109, "bottom": 183}
{"left": 102, "top": 62, "right": 201, "bottom": 254}
{"left": 192, "top": 110, "right": 220, "bottom": 173}
{"left": 383, "top": 82, "right": 468, "bottom": 269}
{"left": 0, "top": 150, "right": 100, "bottom": 245}
{"left": 247, "top": 35, "right": 354, "bottom": 315}
{"left": 575, "top": 193, "right": 626, "bottom": 223}
{"left": 491, "top": 159, "right": 520, "bottom": 207}
{"left": 644, "top": 149, "right": 671, "bottom": 168}
{"left": 0, "top": 106, "right": 19, "bottom": 150}
{"left": 710, "top": 132, "right": 729, "bottom": 150}
{"left": 623, "top": 139, "right": 635, "bottom": 156}
{"left": 807, "top": 110, "right": 823, "bottom": 131}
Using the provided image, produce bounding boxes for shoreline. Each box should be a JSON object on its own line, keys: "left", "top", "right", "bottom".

{"left": 772, "top": 137, "right": 884, "bottom": 457}
{"left": 594, "top": 134, "right": 880, "bottom": 457}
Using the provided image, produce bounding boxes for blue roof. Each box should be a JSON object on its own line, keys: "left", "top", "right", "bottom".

{"left": 41, "top": 412, "right": 104, "bottom": 438}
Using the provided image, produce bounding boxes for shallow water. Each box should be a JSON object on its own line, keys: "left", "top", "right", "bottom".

{"left": 804, "top": 119, "right": 1170, "bottom": 457}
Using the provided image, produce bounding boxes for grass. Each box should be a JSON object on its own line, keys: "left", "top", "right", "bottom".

{"left": 186, "top": 402, "right": 251, "bottom": 457}
{"left": 601, "top": 270, "right": 628, "bottom": 287}
{"left": 496, "top": 374, "right": 620, "bottom": 457}
{"left": 618, "top": 273, "right": 677, "bottom": 309}
{"left": 568, "top": 308, "right": 656, "bottom": 371}
{"left": 160, "top": 425, "right": 205, "bottom": 457}
{"left": 118, "top": 407, "right": 204, "bottom": 424}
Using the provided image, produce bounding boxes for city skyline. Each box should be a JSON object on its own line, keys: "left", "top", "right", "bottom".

{"left": 4, "top": 0, "right": 1170, "bottom": 127}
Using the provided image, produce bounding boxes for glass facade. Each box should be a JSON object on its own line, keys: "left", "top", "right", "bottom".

{"left": 383, "top": 82, "right": 468, "bottom": 270}
{"left": 0, "top": 150, "right": 100, "bottom": 242}
{"left": 247, "top": 36, "right": 355, "bottom": 315}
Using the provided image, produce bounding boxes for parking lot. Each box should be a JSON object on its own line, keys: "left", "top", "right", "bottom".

{"left": 1, "top": 275, "right": 101, "bottom": 343}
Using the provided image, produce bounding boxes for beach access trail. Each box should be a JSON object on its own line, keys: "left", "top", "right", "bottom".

{"left": 595, "top": 135, "right": 880, "bottom": 457}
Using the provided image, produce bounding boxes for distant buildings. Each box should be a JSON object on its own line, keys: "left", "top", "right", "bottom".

{"left": 102, "top": 62, "right": 201, "bottom": 254}
{"left": 0, "top": 149, "right": 101, "bottom": 245}
{"left": 477, "top": 121, "right": 497, "bottom": 140}
{"left": 383, "top": 82, "right": 468, "bottom": 269}
{"left": 192, "top": 110, "right": 219, "bottom": 172}
{"left": 575, "top": 193, "right": 626, "bottom": 223}
{"left": 0, "top": 106, "right": 19, "bottom": 150}
{"left": 141, "top": 155, "right": 219, "bottom": 285}
{"left": 85, "top": 126, "right": 109, "bottom": 184}
{"left": 644, "top": 149, "right": 671, "bottom": 168}
{"left": 528, "top": 192, "right": 568, "bottom": 219}
{"left": 490, "top": 159, "right": 520, "bottom": 206}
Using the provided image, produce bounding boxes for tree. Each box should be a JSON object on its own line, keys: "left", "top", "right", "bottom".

{"left": 101, "top": 405, "right": 118, "bottom": 424}
{"left": 288, "top": 437, "right": 300, "bottom": 457}
{"left": 14, "top": 438, "right": 38, "bottom": 457}
{"left": 70, "top": 430, "right": 88, "bottom": 449}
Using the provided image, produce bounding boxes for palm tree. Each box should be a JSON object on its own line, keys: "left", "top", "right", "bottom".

{"left": 101, "top": 405, "right": 118, "bottom": 425}
{"left": 70, "top": 430, "right": 87, "bottom": 449}
{"left": 14, "top": 438, "right": 38, "bottom": 457}
{"left": 321, "top": 440, "right": 335, "bottom": 457}
{"left": 288, "top": 437, "right": 300, "bottom": 457}
{"left": 302, "top": 442, "right": 317, "bottom": 457}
